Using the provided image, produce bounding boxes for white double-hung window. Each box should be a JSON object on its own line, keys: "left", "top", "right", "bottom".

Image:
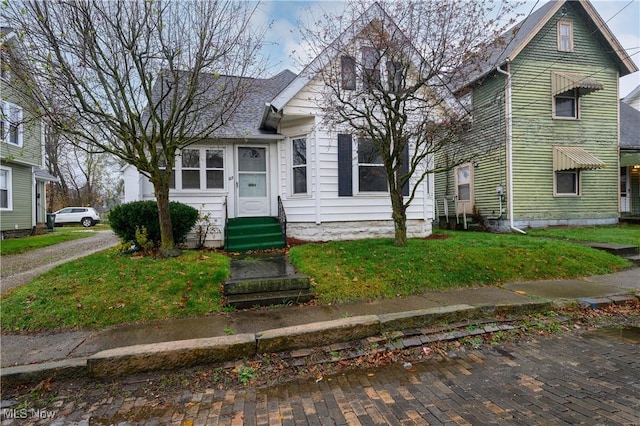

{"left": 0, "top": 167, "right": 12, "bottom": 210}
{"left": 1, "top": 101, "right": 23, "bottom": 147}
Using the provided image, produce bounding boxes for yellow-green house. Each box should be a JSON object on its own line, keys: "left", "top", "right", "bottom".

{"left": 435, "top": 0, "right": 638, "bottom": 231}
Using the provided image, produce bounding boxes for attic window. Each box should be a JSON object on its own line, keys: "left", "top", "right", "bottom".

{"left": 557, "top": 20, "right": 573, "bottom": 52}
{"left": 361, "top": 47, "right": 381, "bottom": 90}
{"left": 341, "top": 56, "right": 356, "bottom": 90}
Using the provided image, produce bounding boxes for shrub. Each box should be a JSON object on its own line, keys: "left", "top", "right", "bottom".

{"left": 109, "top": 201, "right": 199, "bottom": 247}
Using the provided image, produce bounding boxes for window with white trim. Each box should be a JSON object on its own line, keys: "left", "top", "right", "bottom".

{"left": 554, "top": 88, "right": 578, "bottom": 119}
{"left": 555, "top": 169, "right": 579, "bottom": 196}
{"left": 341, "top": 56, "right": 356, "bottom": 91}
{"left": 174, "top": 147, "right": 225, "bottom": 191}
{"left": 157, "top": 151, "right": 176, "bottom": 189}
{"left": 0, "top": 167, "right": 12, "bottom": 210}
{"left": 557, "top": 21, "right": 573, "bottom": 52}
{"left": 1, "top": 101, "right": 23, "bottom": 147}
{"left": 205, "top": 149, "right": 224, "bottom": 189}
{"left": 181, "top": 149, "right": 200, "bottom": 189}
{"left": 291, "top": 137, "right": 308, "bottom": 195}
{"left": 361, "top": 47, "right": 381, "bottom": 90}
{"left": 357, "top": 139, "right": 387, "bottom": 192}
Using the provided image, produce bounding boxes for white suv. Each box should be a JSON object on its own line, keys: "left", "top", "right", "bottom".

{"left": 53, "top": 207, "right": 101, "bottom": 227}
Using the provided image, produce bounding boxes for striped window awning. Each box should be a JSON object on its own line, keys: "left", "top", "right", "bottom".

{"left": 552, "top": 71, "right": 603, "bottom": 96}
{"left": 553, "top": 146, "right": 606, "bottom": 171}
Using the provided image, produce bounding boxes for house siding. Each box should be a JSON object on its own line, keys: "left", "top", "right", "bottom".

{"left": 1, "top": 65, "right": 43, "bottom": 234}
{"left": 435, "top": 73, "right": 507, "bottom": 222}
{"left": 1, "top": 83, "right": 43, "bottom": 168}
{"left": 0, "top": 161, "right": 34, "bottom": 232}
{"left": 278, "top": 78, "right": 432, "bottom": 232}
{"left": 436, "top": 3, "right": 622, "bottom": 230}
{"left": 509, "top": 4, "right": 619, "bottom": 224}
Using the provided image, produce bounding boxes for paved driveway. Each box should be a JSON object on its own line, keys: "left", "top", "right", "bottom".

{"left": 4, "top": 326, "right": 639, "bottom": 425}
{"left": 0, "top": 230, "right": 119, "bottom": 293}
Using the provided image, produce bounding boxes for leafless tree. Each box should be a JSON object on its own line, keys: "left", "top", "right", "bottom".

{"left": 296, "top": 0, "right": 519, "bottom": 246}
{"left": 3, "top": 0, "right": 265, "bottom": 255}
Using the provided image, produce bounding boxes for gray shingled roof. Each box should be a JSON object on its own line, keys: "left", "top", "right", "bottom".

{"left": 620, "top": 101, "right": 640, "bottom": 149}
{"left": 214, "top": 70, "right": 297, "bottom": 137}
{"left": 149, "top": 69, "right": 297, "bottom": 139}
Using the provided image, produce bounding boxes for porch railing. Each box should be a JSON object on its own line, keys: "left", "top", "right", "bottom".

{"left": 223, "top": 196, "right": 229, "bottom": 249}
{"left": 277, "top": 195, "right": 287, "bottom": 242}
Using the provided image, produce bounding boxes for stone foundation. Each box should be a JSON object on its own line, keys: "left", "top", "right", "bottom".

{"left": 287, "top": 219, "right": 432, "bottom": 242}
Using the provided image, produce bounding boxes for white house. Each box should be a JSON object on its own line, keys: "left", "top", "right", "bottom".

{"left": 123, "top": 4, "right": 435, "bottom": 249}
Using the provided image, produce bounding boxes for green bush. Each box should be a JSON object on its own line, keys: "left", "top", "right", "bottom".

{"left": 109, "top": 201, "right": 198, "bottom": 246}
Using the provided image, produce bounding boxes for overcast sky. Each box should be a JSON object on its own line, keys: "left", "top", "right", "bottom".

{"left": 255, "top": 0, "right": 640, "bottom": 97}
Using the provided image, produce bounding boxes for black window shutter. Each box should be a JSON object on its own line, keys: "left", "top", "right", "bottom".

{"left": 402, "top": 143, "right": 409, "bottom": 196}
{"left": 338, "top": 134, "right": 353, "bottom": 196}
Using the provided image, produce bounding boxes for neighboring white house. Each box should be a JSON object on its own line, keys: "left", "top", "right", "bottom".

{"left": 123, "top": 4, "right": 435, "bottom": 248}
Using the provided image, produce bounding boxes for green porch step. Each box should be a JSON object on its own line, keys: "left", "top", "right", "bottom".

{"left": 225, "top": 217, "right": 285, "bottom": 252}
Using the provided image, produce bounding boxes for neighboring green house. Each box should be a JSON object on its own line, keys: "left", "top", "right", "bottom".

{"left": 435, "top": 0, "right": 638, "bottom": 231}
{"left": 1, "top": 28, "right": 57, "bottom": 238}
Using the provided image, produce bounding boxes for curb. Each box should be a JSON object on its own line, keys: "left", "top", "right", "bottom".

{"left": 2, "top": 295, "right": 637, "bottom": 387}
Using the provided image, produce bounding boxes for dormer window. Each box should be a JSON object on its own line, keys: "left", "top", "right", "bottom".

{"left": 557, "top": 20, "right": 573, "bottom": 52}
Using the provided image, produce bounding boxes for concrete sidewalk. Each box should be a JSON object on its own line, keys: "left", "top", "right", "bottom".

{"left": 1, "top": 266, "right": 638, "bottom": 384}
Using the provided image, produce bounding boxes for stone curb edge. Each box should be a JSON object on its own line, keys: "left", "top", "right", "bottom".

{"left": 2, "top": 295, "right": 638, "bottom": 387}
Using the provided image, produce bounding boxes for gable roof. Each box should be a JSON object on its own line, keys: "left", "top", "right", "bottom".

{"left": 620, "top": 101, "right": 640, "bottom": 150}
{"left": 269, "top": 3, "right": 390, "bottom": 113}
{"left": 461, "top": 0, "right": 638, "bottom": 90}
{"left": 267, "top": 2, "right": 432, "bottom": 115}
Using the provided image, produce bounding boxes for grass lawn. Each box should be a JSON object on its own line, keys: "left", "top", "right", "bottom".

{"left": 1, "top": 229, "right": 632, "bottom": 333}
{"left": 288, "top": 231, "right": 632, "bottom": 303}
{"left": 526, "top": 224, "right": 640, "bottom": 248}
{"left": 1, "top": 250, "right": 230, "bottom": 333}
{"left": 0, "top": 227, "right": 100, "bottom": 256}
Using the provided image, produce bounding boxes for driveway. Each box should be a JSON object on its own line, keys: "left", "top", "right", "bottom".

{"left": 0, "top": 230, "right": 119, "bottom": 293}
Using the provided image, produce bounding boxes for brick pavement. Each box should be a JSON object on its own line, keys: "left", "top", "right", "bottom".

{"left": 2, "top": 325, "right": 639, "bottom": 425}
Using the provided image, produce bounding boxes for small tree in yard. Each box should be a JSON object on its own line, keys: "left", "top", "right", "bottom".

{"left": 3, "top": 0, "right": 265, "bottom": 255}
{"left": 297, "top": 0, "right": 518, "bottom": 246}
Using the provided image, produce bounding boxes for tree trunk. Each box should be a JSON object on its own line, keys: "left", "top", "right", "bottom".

{"left": 154, "top": 185, "right": 180, "bottom": 257}
{"left": 390, "top": 187, "right": 407, "bottom": 247}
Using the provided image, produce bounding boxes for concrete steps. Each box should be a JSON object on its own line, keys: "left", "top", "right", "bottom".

{"left": 224, "top": 255, "right": 313, "bottom": 309}
{"left": 582, "top": 242, "right": 640, "bottom": 266}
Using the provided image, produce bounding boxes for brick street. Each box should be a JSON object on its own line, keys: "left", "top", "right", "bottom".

{"left": 2, "top": 322, "right": 639, "bottom": 425}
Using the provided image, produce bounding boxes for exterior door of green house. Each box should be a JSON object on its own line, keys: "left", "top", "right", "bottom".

{"left": 236, "top": 146, "right": 270, "bottom": 217}
{"left": 621, "top": 166, "right": 630, "bottom": 213}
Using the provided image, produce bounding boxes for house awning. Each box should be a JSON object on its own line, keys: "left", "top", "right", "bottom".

{"left": 553, "top": 146, "right": 606, "bottom": 171}
{"left": 621, "top": 151, "right": 640, "bottom": 167}
{"left": 552, "top": 71, "right": 604, "bottom": 96}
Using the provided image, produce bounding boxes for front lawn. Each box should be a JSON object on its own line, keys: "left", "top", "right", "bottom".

{"left": 288, "top": 231, "right": 632, "bottom": 303}
{"left": 1, "top": 230, "right": 632, "bottom": 333}
{"left": 1, "top": 250, "right": 230, "bottom": 332}
{"left": 0, "top": 228, "right": 99, "bottom": 256}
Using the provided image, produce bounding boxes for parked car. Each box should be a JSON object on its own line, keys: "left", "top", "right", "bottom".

{"left": 53, "top": 207, "right": 101, "bottom": 227}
